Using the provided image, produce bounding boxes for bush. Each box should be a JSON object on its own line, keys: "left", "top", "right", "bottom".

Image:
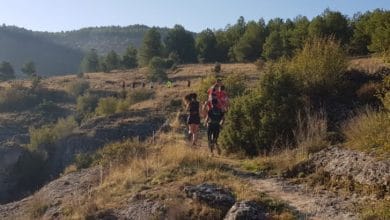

{"left": 66, "top": 79, "right": 90, "bottom": 97}
{"left": 342, "top": 108, "right": 390, "bottom": 156}
{"left": 76, "top": 93, "right": 98, "bottom": 117}
{"left": 28, "top": 117, "right": 78, "bottom": 157}
{"left": 197, "top": 75, "right": 217, "bottom": 102}
{"left": 148, "top": 57, "right": 168, "bottom": 82}
{"left": 36, "top": 99, "right": 61, "bottom": 115}
{"left": 289, "top": 37, "right": 347, "bottom": 100}
{"left": 95, "top": 97, "right": 118, "bottom": 116}
{"left": 95, "top": 97, "right": 131, "bottom": 116}
{"left": 93, "top": 139, "right": 146, "bottom": 166}
{"left": 75, "top": 153, "right": 93, "bottom": 170}
{"left": 0, "top": 87, "right": 39, "bottom": 112}
{"left": 220, "top": 68, "right": 302, "bottom": 155}
{"left": 224, "top": 73, "right": 246, "bottom": 98}
{"left": 127, "top": 88, "right": 154, "bottom": 105}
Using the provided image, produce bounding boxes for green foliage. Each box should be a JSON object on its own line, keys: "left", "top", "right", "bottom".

{"left": 76, "top": 93, "right": 99, "bottom": 117}
{"left": 0, "top": 86, "right": 39, "bottom": 112}
{"left": 127, "top": 88, "right": 154, "bottom": 105}
{"left": 74, "top": 153, "right": 93, "bottom": 170}
{"left": 66, "top": 79, "right": 90, "bottom": 97}
{"left": 197, "top": 75, "right": 217, "bottom": 102}
{"left": 289, "top": 16, "right": 310, "bottom": 50}
{"left": 31, "top": 76, "right": 41, "bottom": 91}
{"left": 308, "top": 9, "right": 351, "bottom": 44}
{"left": 93, "top": 139, "right": 146, "bottom": 166}
{"left": 343, "top": 108, "right": 390, "bottom": 157}
{"left": 148, "top": 56, "right": 167, "bottom": 82}
{"left": 80, "top": 49, "right": 100, "bottom": 73}
{"left": 139, "top": 28, "right": 162, "bottom": 66}
{"left": 220, "top": 67, "right": 302, "bottom": 155}
{"left": 164, "top": 24, "right": 196, "bottom": 63}
{"left": 122, "top": 44, "right": 138, "bottom": 69}
{"left": 224, "top": 73, "right": 246, "bottom": 98}
{"left": 289, "top": 37, "right": 347, "bottom": 99}
{"left": 0, "top": 61, "right": 15, "bottom": 81}
{"left": 28, "top": 117, "right": 78, "bottom": 157}
{"left": 233, "top": 21, "right": 266, "bottom": 62}
{"left": 21, "top": 61, "right": 36, "bottom": 76}
{"left": 381, "top": 75, "right": 390, "bottom": 111}
{"left": 104, "top": 50, "right": 120, "bottom": 72}
{"left": 95, "top": 97, "right": 119, "bottom": 116}
{"left": 363, "top": 10, "right": 390, "bottom": 53}
{"left": 262, "top": 31, "right": 284, "bottom": 60}
{"left": 195, "top": 29, "right": 217, "bottom": 63}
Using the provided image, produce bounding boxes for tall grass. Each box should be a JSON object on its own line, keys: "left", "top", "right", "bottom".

{"left": 342, "top": 107, "right": 390, "bottom": 157}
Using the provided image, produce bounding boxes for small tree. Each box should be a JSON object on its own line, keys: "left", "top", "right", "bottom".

{"left": 80, "top": 49, "right": 100, "bottom": 73}
{"left": 138, "top": 28, "right": 162, "bottom": 66}
{"left": 122, "top": 45, "right": 138, "bottom": 69}
{"left": 22, "top": 61, "right": 36, "bottom": 76}
{"left": 0, "top": 61, "right": 15, "bottom": 81}
{"left": 105, "top": 50, "right": 120, "bottom": 72}
{"left": 148, "top": 57, "right": 167, "bottom": 82}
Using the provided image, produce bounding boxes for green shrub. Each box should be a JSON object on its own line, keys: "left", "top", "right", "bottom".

{"left": 289, "top": 37, "right": 347, "bottom": 99}
{"left": 95, "top": 97, "right": 131, "bottom": 116}
{"left": 93, "top": 139, "right": 146, "bottom": 166}
{"left": 76, "top": 93, "right": 98, "bottom": 117}
{"left": 197, "top": 75, "right": 217, "bottom": 102}
{"left": 379, "top": 75, "right": 390, "bottom": 111}
{"left": 148, "top": 57, "right": 168, "bottom": 82}
{"left": 36, "top": 99, "right": 61, "bottom": 115}
{"left": 0, "top": 87, "right": 39, "bottom": 112}
{"left": 95, "top": 97, "right": 118, "bottom": 116}
{"left": 127, "top": 89, "right": 154, "bottom": 105}
{"left": 28, "top": 117, "right": 78, "bottom": 157}
{"left": 224, "top": 73, "right": 246, "bottom": 98}
{"left": 342, "top": 108, "right": 390, "bottom": 157}
{"left": 220, "top": 67, "right": 302, "bottom": 155}
{"left": 66, "top": 79, "right": 90, "bottom": 97}
{"left": 75, "top": 153, "right": 93, "bottom": 170}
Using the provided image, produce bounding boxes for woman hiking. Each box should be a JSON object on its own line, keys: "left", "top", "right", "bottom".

{"left": 186, "top": 93, "right": 200, "bottom": 146}
{"left": 205, "top": 98, "right": 224, "bottom": 155}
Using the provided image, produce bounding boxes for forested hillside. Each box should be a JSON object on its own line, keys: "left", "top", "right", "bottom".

{"left": 0, "top": 26, "right": 83, "bottom": 76}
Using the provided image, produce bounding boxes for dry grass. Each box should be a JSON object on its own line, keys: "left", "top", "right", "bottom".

{"left": 348, "top": 57, "right": 389, "bottom": 74}
{"left": 343, "top": 107, "right": 390, "bottom": 157}
{"left": 63, "top": 131, "right": 295, "bottom": 219}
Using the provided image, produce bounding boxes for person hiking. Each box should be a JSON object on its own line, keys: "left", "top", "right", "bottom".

{"left": 217, "top": 85, "right": 229, "bottom": 112}
{"left": 186, "top": 93, "right": 200, "bottom": 146}
{"left": 205, "top": 98, "right": 224, "bottom": 155}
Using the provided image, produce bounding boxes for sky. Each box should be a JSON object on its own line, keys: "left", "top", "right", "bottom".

{"left": 1, "top": 0, "right": 389, "bottom": 33}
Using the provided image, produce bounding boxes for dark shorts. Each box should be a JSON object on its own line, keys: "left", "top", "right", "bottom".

{"left": 187, "top": 114, "right": 200, "bottom": 124}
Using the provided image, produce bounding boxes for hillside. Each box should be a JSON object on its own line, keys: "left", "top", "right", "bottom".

{"left": 0, "top": 57, "right": 389, "bottom": 219}
{"left": 38, "top": 25, "right": 171, "bottom": 55}
{"left": 0, "top": 26, "right": 83, "bottom": 76}
{"left": 0, "top": 25, "right": 172, "bottom": 76}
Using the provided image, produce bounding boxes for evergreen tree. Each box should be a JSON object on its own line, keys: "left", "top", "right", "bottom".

{"left": 233, "top": 20, "right": 266, "bottom": 61}
{"left": 195, "top": 29, "right": 217, "bottom": 63}
{"left": 289, "top": 16, "right": 310, "bottom": 50}
{"left": 80, "top": 49, "right": 100, "bottom": 73}
{"left": 164, "top": 25, "right": 196, "bottom": 63}
{"left": 122, "top": 44, "right": 138, "bottom": 69}
{"left": 21, "top": 61, "right": 36, "bottom": 76}
{"left": 148, "top": 57, "right": 167, "bottom": 82}
{"left": 262, "top": 31, "right": 284, "bottom": 60}
{"left": 0, "top": 61, "right": 15, "bottom": 81}
{"left": 139, "top": 27, "right": 162, "bottom": 66}
{"left": 105, "top": 50, "right": 120, "bottom": 72}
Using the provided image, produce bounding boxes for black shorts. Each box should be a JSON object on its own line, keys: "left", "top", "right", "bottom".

{"left": 187, "top": 114, "right": 200, "bottom": 125}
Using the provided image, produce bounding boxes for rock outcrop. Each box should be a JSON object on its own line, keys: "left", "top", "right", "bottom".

{"left": 224, "top": 201, "right": 266, "bottom": 220}
{"left": 184, "top": 183, "right": 236, "bottom": 213}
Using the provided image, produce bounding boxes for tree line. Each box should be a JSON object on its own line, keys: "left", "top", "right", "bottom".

{"left": 80, "top": 8, "right": 389, "bottom": 74}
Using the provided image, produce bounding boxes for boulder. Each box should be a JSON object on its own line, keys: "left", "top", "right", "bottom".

{"left": 224, "top": 201, "right": 266, "bottom": 220}
{"left": 184, "top": 183, "right": 235, "bottom": 212}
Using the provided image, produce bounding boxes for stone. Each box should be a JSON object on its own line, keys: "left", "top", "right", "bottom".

{"left": 224, "top": 201, "right": 266, "bottom": 220}
{"left": 184, "top": 183, "right": 236, "bottom": 212}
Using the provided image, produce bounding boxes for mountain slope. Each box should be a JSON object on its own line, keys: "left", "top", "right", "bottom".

{"left": 0, "top": 26, "right": 84, "bottom": 76}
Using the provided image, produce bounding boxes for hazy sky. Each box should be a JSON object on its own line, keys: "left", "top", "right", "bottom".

{"left": 1, "top": 0, "right": 389, "bottom": 32}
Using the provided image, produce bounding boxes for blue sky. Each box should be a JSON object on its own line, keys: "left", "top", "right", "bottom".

{"left": 1, "top": 0, "right": 389, "bottom": 32}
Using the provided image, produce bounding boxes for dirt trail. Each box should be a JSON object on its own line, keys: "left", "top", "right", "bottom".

{"left": 249, "top": 178, "right": 359, "bottom": 220}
